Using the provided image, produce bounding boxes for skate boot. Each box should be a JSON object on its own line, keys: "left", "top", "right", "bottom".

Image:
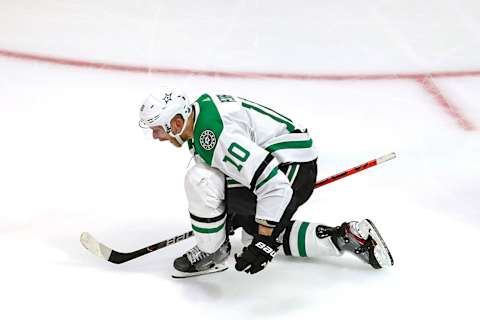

{"left": 316, "top": 219, "right": 394, "bottom": 269}
{"left": 172, "top": 239, "right": 231, "bottom": 278}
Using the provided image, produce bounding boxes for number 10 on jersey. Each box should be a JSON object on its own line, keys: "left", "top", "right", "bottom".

{"left": 223, "top": 143, "right": 250, "bottom": 172}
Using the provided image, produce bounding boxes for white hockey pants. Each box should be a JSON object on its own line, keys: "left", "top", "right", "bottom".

{"left": 184, "top": 162, "right": 227, "bottom": 253}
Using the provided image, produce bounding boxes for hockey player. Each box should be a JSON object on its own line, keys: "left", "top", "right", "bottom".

{"left": 139, "top": 88, "right": 394, "bottom": 277}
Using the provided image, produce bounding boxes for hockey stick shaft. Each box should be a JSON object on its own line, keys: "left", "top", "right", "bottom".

{"left": 82, "top": 152, "right": 395, "bottom": 264}
{"left": 314, "top": 152, "right": 396, "bottom": 189}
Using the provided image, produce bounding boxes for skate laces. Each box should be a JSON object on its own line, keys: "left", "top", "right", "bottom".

{"left": 344, "top": 223, "right": 367, "bottom": 245}
{"left": 344, "top": 224, "right": 377, "bottom": 255}
{"left": 186, "top": 246, "right": 209, "bottom": 264}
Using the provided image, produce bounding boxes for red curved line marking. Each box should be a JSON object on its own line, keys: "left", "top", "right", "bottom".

{"left": 2, "top": 48, "right": 480, "bottom": 81}
{"left": 0, "top": 48, "right": 476, "bottom": 130}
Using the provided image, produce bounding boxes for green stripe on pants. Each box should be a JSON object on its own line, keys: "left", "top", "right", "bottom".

{"left": 288, "top": 164, "right": 298, "bottom": 182}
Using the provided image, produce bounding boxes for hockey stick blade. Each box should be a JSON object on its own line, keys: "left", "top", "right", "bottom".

{"left": 80, "top": 232, "right": 113, "bottom": 261}
{"left": 80, "top": 230, "right": 194, "bottom": 264}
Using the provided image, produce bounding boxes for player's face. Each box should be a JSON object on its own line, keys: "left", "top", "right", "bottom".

{"left": 151, "top": 126, "right": 181, "bottom": 147}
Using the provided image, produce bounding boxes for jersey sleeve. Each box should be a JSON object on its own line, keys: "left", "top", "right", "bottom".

{"left": 212, "top": 130, "right": 293, "bottom": 223}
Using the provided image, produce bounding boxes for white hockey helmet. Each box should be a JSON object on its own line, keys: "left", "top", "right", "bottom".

{"left": 139, "top": 87, "right": 192, "bottom": 145}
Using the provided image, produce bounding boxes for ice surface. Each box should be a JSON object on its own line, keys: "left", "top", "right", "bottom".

{"left": 0, "top": 1, "right": 479, "bottom": 320}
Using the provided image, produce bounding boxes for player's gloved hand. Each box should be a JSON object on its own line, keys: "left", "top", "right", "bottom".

{"left": 234, "top": 235, "right": 280, "bottom": 274}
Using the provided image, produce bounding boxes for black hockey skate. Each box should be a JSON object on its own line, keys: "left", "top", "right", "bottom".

{"left": 172, "top": 240, "right": 231, "bottom": 278}
{"left": 316, "top": 219, "right": 394, "bottom": 269}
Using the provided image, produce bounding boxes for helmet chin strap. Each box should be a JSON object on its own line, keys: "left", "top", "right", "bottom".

{"left": 174, "top": 133, "right": 185, "bottom": 145}
{"left": 169, "top": 115, "right": 189, "bottom": 145}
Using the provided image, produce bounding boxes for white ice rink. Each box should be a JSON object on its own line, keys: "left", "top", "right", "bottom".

{"left": 1, "top": 1, "right": 479, "bottom": 319}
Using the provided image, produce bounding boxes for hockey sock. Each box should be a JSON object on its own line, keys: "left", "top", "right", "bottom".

{"left": 282, "top": 221, "right": 341, "bottom": 257}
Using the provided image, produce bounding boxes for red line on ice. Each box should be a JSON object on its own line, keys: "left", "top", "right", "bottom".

{"left": 2, "top": 48, "right": 480, "bottom": 81}
{"left": 416, "top": 77, "right": 475, "bottom": 131}
{"left": 0, "top": 48, "right": 476, "bottom": 130}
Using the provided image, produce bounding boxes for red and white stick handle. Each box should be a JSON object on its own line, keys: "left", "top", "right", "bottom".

{"left": 314, "top": 152, "right": 396, "bottom": 189}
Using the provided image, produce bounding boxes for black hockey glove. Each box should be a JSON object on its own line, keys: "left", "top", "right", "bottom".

{"left": 234, "top": 235, "right": 280, "bottom": 274}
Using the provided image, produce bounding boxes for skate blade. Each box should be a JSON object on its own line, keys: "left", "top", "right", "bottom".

{"left": 171, "top": 263, "right": 229, "bottom": 279}
{"left": 360, "top": 219, "right": 394, "bottom": 268}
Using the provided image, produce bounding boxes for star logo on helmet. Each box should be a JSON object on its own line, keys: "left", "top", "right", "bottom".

{"left": 163, "top": 93, "right": 173, "bottom": 103}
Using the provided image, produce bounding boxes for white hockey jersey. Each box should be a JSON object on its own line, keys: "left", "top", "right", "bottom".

{"left": 188, "top": 94, "right": 317, "bottom": 222}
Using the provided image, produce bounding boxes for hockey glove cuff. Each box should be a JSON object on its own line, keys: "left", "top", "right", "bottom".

{"left": 234, "top": 235, "right": 280, "bottom": 274}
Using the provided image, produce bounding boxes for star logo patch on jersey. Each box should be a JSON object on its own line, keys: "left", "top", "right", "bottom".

{"left": 199, "top": 130, "right": 217, "bottom": 150}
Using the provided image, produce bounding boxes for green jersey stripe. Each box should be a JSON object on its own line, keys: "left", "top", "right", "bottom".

{"left": 226, "top": 179, "right": 241, "bottom": 185}
{"left": 239, "top": 97, "right": 293, "bottom": 122}
{"left": 298, "top": 222, "right": 310, "bottom": 257}
{"left": 266, "top": 139, "right": 313, "bottom": 153}
{"left": 255, "top": 166, "right": 279, "bottom": 190}
{"left": 192, "top": 222, "right": 225, "bottom": 234}
{"left": 240, "top": 102, "right": 296, "bottom": 133}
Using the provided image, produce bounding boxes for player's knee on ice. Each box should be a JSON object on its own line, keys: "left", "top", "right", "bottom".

{"left": 184, "top": 162, "right": 227, "bottom": 253}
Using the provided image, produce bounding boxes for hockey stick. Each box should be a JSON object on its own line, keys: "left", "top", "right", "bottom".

{"left": 80, "top": 152, "right": 395, "bottom": 264}
{"left": 314, "top": 152, "right": 396, "bottom": 189}
{"left": 80, "top": 230, "right": 194, "bottom": 264}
